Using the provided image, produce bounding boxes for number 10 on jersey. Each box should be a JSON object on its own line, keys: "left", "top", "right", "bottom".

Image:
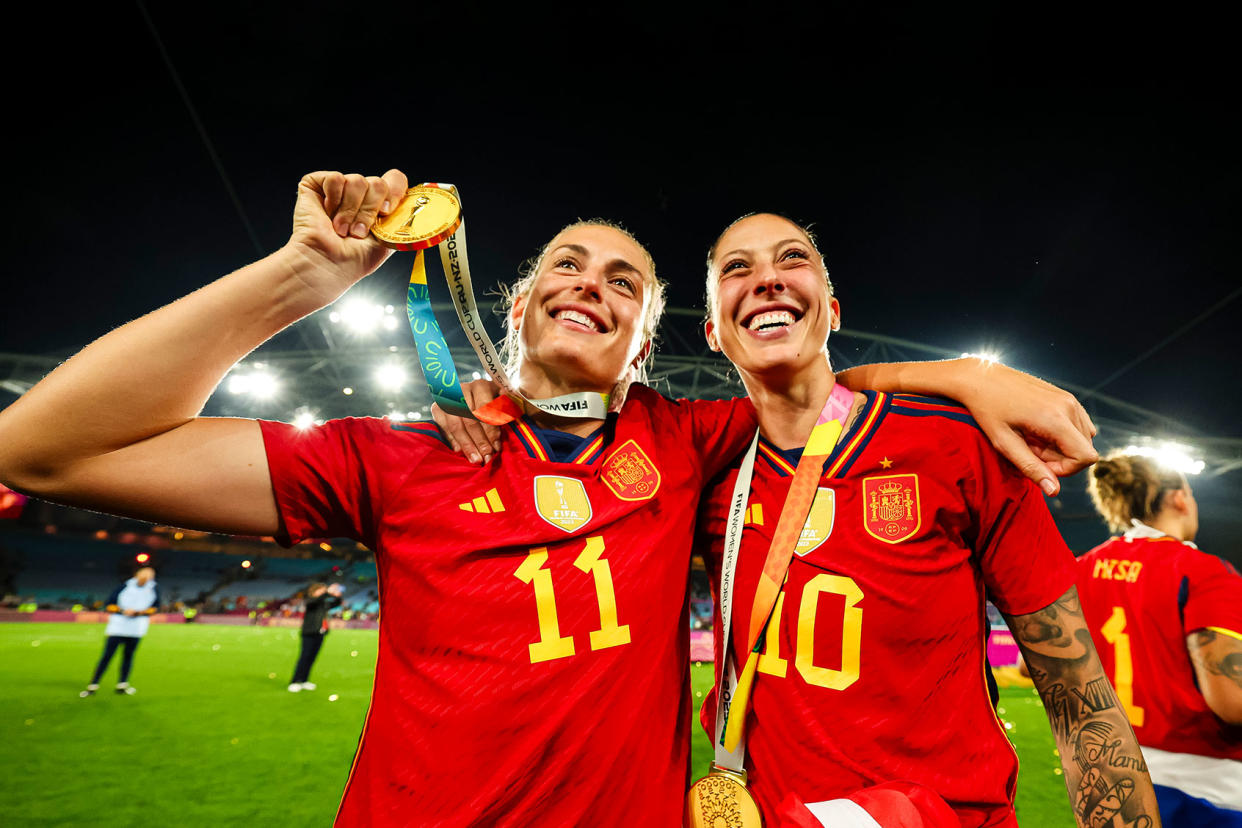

{"left": 514, "top": 536, "right": 631, "bottom": 664}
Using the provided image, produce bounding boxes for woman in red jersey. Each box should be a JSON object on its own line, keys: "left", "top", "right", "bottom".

{"left": 0, "top": 170, "right": 1093, "bottom": 827}
{"left": 694, "top": 212, "right": 1161, "bottom": 827}
{"left": 1079, "top": 452, "right": 1242, "bottom": 826}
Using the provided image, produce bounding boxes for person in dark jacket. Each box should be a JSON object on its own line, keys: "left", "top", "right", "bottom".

{"left": 288, "top": 582, "right": 342, "bottom": 692}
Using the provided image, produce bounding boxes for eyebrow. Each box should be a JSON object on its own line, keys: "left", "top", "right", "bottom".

{"left": 548, "top": 244, "right": 643, "bottom": 278}
{"left": 718, "top": 238, "right": 808, "bottom": 260}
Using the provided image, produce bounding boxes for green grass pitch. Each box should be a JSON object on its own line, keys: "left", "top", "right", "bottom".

{"left": 3, "top": 623, "right": 1073, "bottom": 826}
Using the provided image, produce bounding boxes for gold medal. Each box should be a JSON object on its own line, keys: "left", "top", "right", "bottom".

{"left": 686, "top": 769, "right": 764, "bottom": 827}
{"left": 371, "top": 185, "right": 462, "bottom": 251}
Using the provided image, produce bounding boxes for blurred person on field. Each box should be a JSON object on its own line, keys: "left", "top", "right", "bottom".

{"left": 80, "top": 566, "right": 159, "bottom": 697}
{"left": 289, "top": 581, "right": 343, "bottom": 692}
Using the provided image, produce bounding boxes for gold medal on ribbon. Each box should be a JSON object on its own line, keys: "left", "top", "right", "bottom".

{"left": 371, "top": 184, "right": 462, "bottom": 251}
{"left": 686, "top": 768, "right": 763, "bottom": 828}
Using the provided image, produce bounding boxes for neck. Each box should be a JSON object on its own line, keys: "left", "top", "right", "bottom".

{"left": 515, "top": 363, "right": 610, "bottom": 438}
{"left": 740, "top": 355, "right": 846, "bottom": 451}
{"left": 1147, "top": 513, "right": 1190, "bottom": 542}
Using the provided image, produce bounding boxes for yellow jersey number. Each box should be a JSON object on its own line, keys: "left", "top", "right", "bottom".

{"left": 1101, "top": 606, "right": 1146, "bottom": 726}
{"left": 514, "top": 535, "right": 631, "bottom": 664}
{"left": 755, "top": 573, "right": 864, "bottom": 690}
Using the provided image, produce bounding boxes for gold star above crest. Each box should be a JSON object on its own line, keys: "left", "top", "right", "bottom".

{"left": 879, "top": 457, "right": 894, "bottom": 469}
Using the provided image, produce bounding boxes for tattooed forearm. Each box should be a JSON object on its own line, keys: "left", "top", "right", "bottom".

{"left": 1006, "top": 586, "right": 1161, "bottom": 828}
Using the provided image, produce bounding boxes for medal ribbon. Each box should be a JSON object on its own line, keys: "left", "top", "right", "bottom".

{"left": 402, "top": 183, "right": 610, "bottom": 424}
{"left": 720, "top": 381, "right": 855, "bottom": 754}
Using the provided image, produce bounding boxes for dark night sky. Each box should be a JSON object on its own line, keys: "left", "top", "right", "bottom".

{"left": 5, "top": 4, "right": 1240, "bottom": 549}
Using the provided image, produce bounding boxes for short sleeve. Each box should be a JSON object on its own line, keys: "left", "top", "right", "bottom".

{"left": 1182, "top": 552, "right": 1242, "bottom": 637}
{"left": 653, "top": 392, "right": 757, "bottom": 481}
{"left": 968, "top": 440, "right": 1076, "bottom": 616}
{"left": 260, "top": 417, "right": 419, "bottom": 548}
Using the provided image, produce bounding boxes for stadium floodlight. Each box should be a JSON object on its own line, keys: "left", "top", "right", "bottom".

{"left": 332, "top": 299, "right": 400, "bottom": 336}
{"left": 241, "top": 560, "right": 252, "bottom": 569}
{"left": 136, "top": 552, "right": 150, "bottom": 564}
{"left": 343, "top": 387, "right": 354, "bottom": 395}
{"left": 375, "top": 363, "right": 407, "bottom": 391}
{"left": 227, "top": 367, "right": 279, "bottom": 400}
{"left": 961, "top": 351, "right": 1003, "bottom": 364}
{"left": 472, "top": 371, "right": 482, "bottom": 380}
{"left": 1121, "top": 441, "right": 1206, "bottom": 475}
{"left": 292, "top": 410, "right": 317, "bottom": 430}
{"left": 407, "top": 411, "right": 421, "bottom": 420}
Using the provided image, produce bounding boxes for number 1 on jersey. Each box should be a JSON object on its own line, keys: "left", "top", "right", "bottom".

{"left": 1101, "top": 606, "right": 1146, "bottom": 727}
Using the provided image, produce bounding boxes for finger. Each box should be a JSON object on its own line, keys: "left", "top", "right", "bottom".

{"left": 380, "top": 169, "right": 409, "bottom": 215}
{"left": 1046, "top": 418, "right": 1098, "bottom": 472}
{"left": 332, "top": 174, "right": 370, "bottom": 237}
{"left": 990, "top": 426, "right": 1059, "bottom": 496}
{"left": 350, "top": 176, "right": 390, "bottom": 239}
{"left": 460, "top": 419, "right": 497, "bottom": 463}
{"left": 312, "top": 171, "right": 346, "bottom": 217}
{"left": 431, "top": 404, "right": 482, "bottom": 464}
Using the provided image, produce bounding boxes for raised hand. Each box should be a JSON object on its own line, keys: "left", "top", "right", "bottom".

{"left": 287, "top": 169, "right": 409, "bottom": 299}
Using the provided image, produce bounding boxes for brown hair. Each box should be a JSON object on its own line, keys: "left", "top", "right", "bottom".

{"left": 704, "top": 212, "right": 834, "bottom": 321}
{"left": 498, "top": 219, "right": 667, "bottom": 384}
{"left": 1088, "top": 451, "right": 1187, "bottom": 534}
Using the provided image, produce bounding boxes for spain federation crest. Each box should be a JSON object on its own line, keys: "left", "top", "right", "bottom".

{"left": 795, "top": 487, "right": 836, "bottom": 556}
{"left": 862, "top": 473, "right": 921, "bottom": 544}
{"left": 534, "top": 476, "right": 592, "bottom": 533}
{"left": 600, "top": 439, "right": 661, "bottom": 501}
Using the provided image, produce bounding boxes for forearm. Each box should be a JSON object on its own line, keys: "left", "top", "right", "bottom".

{"left": 836, "top": 357, "right": 979, "bottom": 398}
{"left": 0, "top": 245, "right": 336, "bottom": 488}
{"left": 1008, "top": 587, "right": 1161, "bottom": 827}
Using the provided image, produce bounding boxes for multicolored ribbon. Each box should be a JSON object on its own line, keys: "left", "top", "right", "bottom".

{"left": 721, "top": 381, "right": 856, "bottom": 754}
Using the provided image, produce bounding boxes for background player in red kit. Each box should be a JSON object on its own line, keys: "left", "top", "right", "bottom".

{"left": 696, "top": 213, "right": 1161, "bottom": 827}
{"left": 0, "top": 169, "right": 1097, "bottom": 827}
{"left": 1079, "top": 451, "right": 1242, "bottom": 826}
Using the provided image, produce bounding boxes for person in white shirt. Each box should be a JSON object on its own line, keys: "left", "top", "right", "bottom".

{"left": 80, "top": 566, "right": 160, "bottom": 696}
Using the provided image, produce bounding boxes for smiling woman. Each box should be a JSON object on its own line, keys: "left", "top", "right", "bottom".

{"left": 694, "top": 212, "right": 1161, "bottom": 827}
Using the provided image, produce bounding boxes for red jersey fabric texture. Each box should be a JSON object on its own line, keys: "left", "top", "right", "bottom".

{"left": 260, "top": 385, "right": 756, "bottom": 827}
{"left": 1077, "top": 531, "right": 1242, "bottom": 760}
{"left": 697, "top": 392, "right": 1076, "bottom": 828}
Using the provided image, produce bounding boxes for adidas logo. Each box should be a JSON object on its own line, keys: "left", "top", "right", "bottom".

{"left": 460, "top": 488, "right": 505, "bottom": 514}
{"left": 745, "top": 503, "right": 764, "bottom": 526}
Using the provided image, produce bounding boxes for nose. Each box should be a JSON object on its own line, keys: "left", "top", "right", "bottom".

{"left": 752, "top": 262, "right": 786, "bottom": 296}
{"left": 571, "top": 266, "right": 604, "bottom": 299}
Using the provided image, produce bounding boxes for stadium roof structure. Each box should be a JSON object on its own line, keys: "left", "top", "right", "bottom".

{"left": 1, "top": 304, "right": 1237, "bottom": 478}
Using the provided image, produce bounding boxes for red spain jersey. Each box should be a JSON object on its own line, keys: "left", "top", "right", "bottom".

{"left": 1076, "top": 531, "right": 1242, "bottom": 760}
{"left": 261, "top": 385, "right": 756, "bottom": 827}
{"left": 698, "top": 392, "right": 1076, "bottom": 828}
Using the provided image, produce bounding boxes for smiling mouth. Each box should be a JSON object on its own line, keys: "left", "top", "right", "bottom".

{"left": 744, "top": 309, "right": 799, "bottom": 332}
{"left": 553, "top": 308, "right": 604, "bottom": 332}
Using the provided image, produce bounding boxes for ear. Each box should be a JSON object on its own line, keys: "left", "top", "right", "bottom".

{"left": 704, "top": 320, "right": 721, "bottom": 352}
{"left": 1167, "top": 488, "right": 1190, "bottom": 515}
{"left": 510, "top": 293, "right": 527, "bottom": 331}
{"left": 631, "top": 339, "right": 653, "bottom": 370}
{"left": 829, "top": 297, "right": 842, "bottom": 332}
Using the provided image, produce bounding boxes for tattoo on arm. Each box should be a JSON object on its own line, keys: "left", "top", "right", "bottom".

{"left": 1189, "top": 629, "right": 1242, "bottom": 690}
{"left": 1006, "top": 586, "right": 1160, "bottom": 828}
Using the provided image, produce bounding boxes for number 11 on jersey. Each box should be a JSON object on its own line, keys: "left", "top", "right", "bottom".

{"left": 514, "top": 536, "right": 632, "bottom": 664}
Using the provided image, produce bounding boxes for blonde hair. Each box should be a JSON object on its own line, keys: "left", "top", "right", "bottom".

{"left": 498, "top": 219, "right": 667, "bottom": 385}
{"left": 704, "top": 212, "right": 834, "bottom": 322}
{"left": 1088, "top": 451, "right": 1187, "bottom": 534}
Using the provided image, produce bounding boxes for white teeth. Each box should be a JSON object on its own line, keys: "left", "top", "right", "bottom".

{"left": 556, "top": 309, "right": 598, "bottom": 331}
{"left": 748, "top": 310, "right": 796, "bottom": 331}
